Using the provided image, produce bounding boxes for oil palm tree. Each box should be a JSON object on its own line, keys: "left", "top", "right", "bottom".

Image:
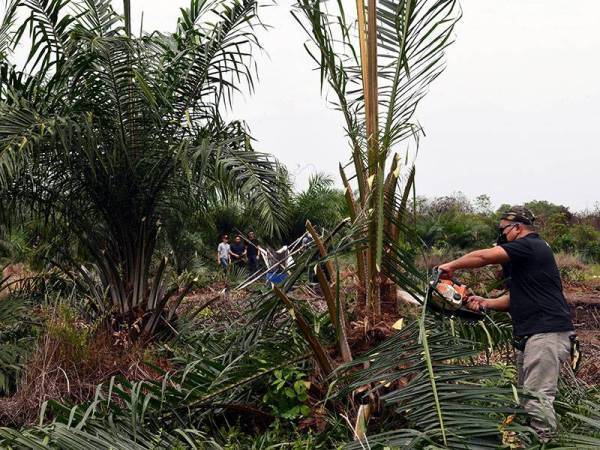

{"left": 285, "top": 173, "right": 346, "bottom": 241}
{"left": 294, "top": 0, "right": 459, "bottom": 318}
{"left": 0, "top": 0, "right": 289, "bottom": 340}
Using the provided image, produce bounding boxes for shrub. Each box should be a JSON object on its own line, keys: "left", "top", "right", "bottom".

{"left": 555, "top": 252, "right": 588, "bottom": 284}
{"left": 263, "top": 368, "right": 311, "bottom": 419}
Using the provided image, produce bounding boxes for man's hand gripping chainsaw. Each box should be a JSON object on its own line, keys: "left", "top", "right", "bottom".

{"left": 427, "top": 268, "right": 486, "bottom": 320}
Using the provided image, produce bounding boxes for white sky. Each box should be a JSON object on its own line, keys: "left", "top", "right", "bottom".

{"left": 6, "top": 0, "right": 600, "bottom": 211}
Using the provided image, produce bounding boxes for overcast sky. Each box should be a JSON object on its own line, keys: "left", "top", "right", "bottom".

{"left": 231, "top": 0, "right": 599, "bottom": 212}
{"left": 7, "top": 0, "right": 600, "bottom": 211}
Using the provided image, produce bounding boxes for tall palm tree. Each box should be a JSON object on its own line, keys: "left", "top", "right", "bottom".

{"left": 294, "top": 0, "right": 459, "bottom": 318}
{"left": 0, "top": 0, "right": 289, "bottom": 340}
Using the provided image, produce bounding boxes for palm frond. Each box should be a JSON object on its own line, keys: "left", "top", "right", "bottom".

{"left": 213, "top": 143, "right": 290, "bottom": 238}
{"left": 9, "top": 0, "right": 76, "bottom": 76}
{"left": 377, "top": 0, "right": 459, "bottom": 157}
{"left": 553, "top": 393, "right": 600, "bottom": 448}
{"left": 162, "top": 0, "right": 261, "bottom": 129}
{"left": 339, "top": 320, "right": 537, "bottom": 449}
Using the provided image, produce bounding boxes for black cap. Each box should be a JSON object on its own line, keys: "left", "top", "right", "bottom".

{"left": 500, "top": 205, "right": 535, "bottom": 225}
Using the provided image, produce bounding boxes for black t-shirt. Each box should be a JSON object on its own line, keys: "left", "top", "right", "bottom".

{"left": 500, "top": 233, "right": 573, "bottom": 336}
{"left": 230, "top": 242, "right": 245, "bottom": 258}
{"left": 246, "top": 239, "right": 258, "bottom": 258}
{"left": 247, "top": 239, "right": 259, "bottom": 258}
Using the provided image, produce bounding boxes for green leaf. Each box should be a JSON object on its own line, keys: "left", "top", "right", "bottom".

{"left": 284, "top": 387, "right": 296, "bottom": 399}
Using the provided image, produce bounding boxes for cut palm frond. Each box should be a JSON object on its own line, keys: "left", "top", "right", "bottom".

{"left": 339, "top": 320, "right": 536, "bottom": 449}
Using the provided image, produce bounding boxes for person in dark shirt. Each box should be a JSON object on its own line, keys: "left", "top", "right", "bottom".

{"left": 229, "top": 235, "right": 246, "bottom": 268}
{"left": 438, "top": 205, "right": 574, "bottom": 442}
{"left": 246, "top": 231, "right": 260, "bottom": 274}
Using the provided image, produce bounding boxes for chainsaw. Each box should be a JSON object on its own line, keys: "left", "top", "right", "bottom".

{"left": 426, "top": 268, "right": 485, "bottom": 321}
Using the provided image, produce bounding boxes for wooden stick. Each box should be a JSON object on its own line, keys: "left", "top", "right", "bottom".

{"left": 273, "top": 286, "right": 334, "bottom": 377}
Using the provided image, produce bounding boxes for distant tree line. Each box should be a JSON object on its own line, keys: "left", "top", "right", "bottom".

{"left": 414, "top": 194, "right": 600, "bottom": 263}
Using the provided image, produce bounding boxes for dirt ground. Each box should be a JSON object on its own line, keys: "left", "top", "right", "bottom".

{"left": 565, "top": 279, "right": 600, "bottom": 384}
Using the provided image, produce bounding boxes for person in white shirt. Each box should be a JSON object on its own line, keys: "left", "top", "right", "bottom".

{"left": 216, "top": 234, "right": 230, "bottom": 271}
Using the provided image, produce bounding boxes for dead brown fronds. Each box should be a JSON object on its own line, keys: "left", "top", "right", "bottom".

{"left": 0, "top": 309, "right": 169, "bottom": 427}
{"left": 575, "top": 329, "right": 600, "bottom": 385}
{"left": 177, "top": 283, "right": 250, "bottom": 329}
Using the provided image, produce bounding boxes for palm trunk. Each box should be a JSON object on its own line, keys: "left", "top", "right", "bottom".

{"left": 365, "top": 0, "right": 381, "bottom": 318}
{"left": 339, "top": 164, "right": 367, "bottom": 307}
{"left": 96, "top": 216, "right": 165, "bottom": 340}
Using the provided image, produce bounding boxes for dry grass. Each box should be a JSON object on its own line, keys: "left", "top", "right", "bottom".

{"left": 0, "top": 311, "right": 168, "bottom": 426}
{"left": 0, "top": 264, "right": 34, "bottom": 300}
{"left": 555, "top": 252, "right": 589, "bottom": 285}
{"left": 555, "top": 252, "right": 588, "bottom": 271}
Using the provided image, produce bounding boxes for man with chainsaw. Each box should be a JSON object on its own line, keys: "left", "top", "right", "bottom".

{"left": 438, "top": 205, "right": 575, "bottom": 442}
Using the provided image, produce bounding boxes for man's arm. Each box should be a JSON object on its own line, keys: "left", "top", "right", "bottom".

{"left": 439, "top": 246, "right": 510, "bottom": 277}
{"left": 467, "top": 293, "right": 510, "bottom": 312}
{"left": 486, "top": 294, "right": 510, "bottom": 312}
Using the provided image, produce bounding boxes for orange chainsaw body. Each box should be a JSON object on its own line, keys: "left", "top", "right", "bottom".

{"left": 430, "top": 279, "right": 468, "bottom": 311}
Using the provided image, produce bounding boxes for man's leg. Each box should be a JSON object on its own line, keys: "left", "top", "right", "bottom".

{"left": 521, "top": 332, "right": 572, "bottom": 441}
{"left": 248, "top": 256, "right": 257, "bottom": 274}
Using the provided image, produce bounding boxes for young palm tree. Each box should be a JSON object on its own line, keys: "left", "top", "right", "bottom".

{"left": 286, "top": 173, "right": 346, "bottom": 241}
{"left": 294, "top": 0, "right": 459, "bottom": 318}
{"left": 0, "top": 0, "right": 289, "bottom": 340}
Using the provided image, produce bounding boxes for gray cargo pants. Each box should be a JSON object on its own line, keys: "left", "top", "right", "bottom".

{"left": 516, "top": 331, "right": 572, "bottom": 439}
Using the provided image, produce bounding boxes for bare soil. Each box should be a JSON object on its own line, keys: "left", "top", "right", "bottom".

{"left": 565, "top": 279, "right": 600, "bottom": 385}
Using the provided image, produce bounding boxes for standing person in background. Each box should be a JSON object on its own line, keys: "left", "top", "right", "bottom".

{"left": 301, "top": 232, "right": 313, "bottom": 248}
{"left": 229, "top": 235, "right": 247, "bottom": 268}
{"left": 216, "top": 234, "right": 230, "bottom": 272}
{"left": 246, "top": 231, "right": 260, "bottom": 274}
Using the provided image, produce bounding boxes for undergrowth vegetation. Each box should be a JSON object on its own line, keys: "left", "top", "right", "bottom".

{"left": 0, "top": 247, "right": 599, "bottom": 449}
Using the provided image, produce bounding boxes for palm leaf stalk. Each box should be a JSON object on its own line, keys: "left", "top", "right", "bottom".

{"left": 306, "top": 220, "right": 352, "bottom": 362}
{"left": 294, "top": 0, "right": 459, "bottom": 320}
{"left": 0, "top": 0, "right": 289, "bottom": 341}
{"left": 339, "top": 320, "right": 538, "bottom": 449}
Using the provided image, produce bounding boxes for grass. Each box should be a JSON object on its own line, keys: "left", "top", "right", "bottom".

{"left": 0, "top": 304, "right": 167, "bottom": 426}
{"left": 586, "top": 263, "right": 600, "bottom": 280}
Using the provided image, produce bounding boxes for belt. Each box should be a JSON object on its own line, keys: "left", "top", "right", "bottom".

{"left": 512, "top": 335, "right": 530, "bottom": 352}
{"left": 512, "top": 333, "right": 582, "bottom": 373}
